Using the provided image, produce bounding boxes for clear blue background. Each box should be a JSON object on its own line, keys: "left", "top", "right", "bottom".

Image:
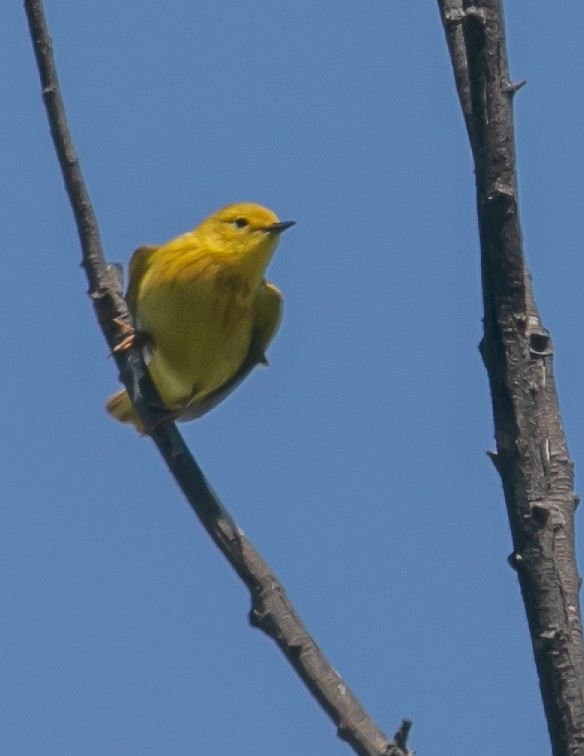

{"left": 3, "top": 2, "right": 583, "bottom": 754}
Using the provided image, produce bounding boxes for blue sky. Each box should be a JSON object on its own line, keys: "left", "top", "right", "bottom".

{"left": 3, "top": 2, "right": 584, "bottom": 754}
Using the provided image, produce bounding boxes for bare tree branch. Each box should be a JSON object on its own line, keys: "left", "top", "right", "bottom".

{"left": 23, "top": 1, "right": 407, "bottom": 754}
{"left": 437, "top": 2, "right": 584, "bottom": 754}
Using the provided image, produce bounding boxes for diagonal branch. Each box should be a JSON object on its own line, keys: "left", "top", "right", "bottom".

{"left": 437, "top": 2, "right": 584, "bottom": 754}
{"left": 23, "top": 2, "right": 407, "bottom": 754}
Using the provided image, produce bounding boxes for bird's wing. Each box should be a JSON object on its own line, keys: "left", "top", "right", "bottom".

{"left": 125, "top": 245, "right": 159, "bottom": 318}
{"left": 179, "top": 281, "right": 283, "bottom": 421}
{"left": 247, "top": 281, "right": 283, "bottom": 365}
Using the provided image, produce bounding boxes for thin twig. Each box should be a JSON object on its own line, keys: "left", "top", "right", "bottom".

{"left": 437, "top": 2, "right": 584, "bottom": 754}
{"left": 23, "top": 1, "right": 405, "bottom": 754}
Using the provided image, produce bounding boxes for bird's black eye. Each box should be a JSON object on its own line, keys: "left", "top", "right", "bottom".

{"left": 233, "top": 218, "right": 248, "bottom": 229}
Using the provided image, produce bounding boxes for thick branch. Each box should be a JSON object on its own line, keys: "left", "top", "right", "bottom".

{"left": 437, "top": 2, "right": 584, "bottom": 754}
{"left": 23, "top": 2, "right": 405, "bottom": 754}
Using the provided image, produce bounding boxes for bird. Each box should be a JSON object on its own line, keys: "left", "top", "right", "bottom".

{"left": 105, "top": 202, "right": 294, "bottom": 432}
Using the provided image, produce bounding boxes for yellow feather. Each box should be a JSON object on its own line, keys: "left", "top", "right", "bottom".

{"left": 105, "top": 203, "right": 292, "bottom": 431}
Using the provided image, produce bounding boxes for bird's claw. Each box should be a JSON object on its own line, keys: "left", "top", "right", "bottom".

{"left": 111, "top": 318, "right": 153, "bottom": 355}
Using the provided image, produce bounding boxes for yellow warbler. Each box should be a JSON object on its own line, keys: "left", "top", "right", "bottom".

{"left": 106, "top": 202, "right": 294, "bottom": 431}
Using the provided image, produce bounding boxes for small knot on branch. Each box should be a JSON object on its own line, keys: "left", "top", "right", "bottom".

{"left": 503, "top": 79, "right": 527, "bottom": 96}
{"left": 462, "top": 6, "right": 486, "bottom": 26}
{"left": 336, "top": 718, "right": 352, "bottom": 741}
{"left": 444, "top": 8, "right": 465, "bottom": 26}
{"left": 536, "top": 628, "right": 562, "bottom": 652}
{"left": 461, "top": 6, "right": 487, "bottom": 44}
{"left": 528, "top": 502, "right": 550, "bottom": 527}
{"left": 486, "top": 183, "right": 516, "bottom": 214}
{"left": 393, "top": 718, "right": 413, "bottom": 751}
{"left": 529, "top": 330, "right": 552, "bottom": 357}
{"left": 508, "top": 551, "right": 523, "bottom": 571}
{"left": 486, "top": 450, "right": 502, "bottom": 475}
{"left": 106, "top": 262, "right": 125, "bottom": 295}
{"left": 249, "top": 605, "right": 268, "bottom": 630}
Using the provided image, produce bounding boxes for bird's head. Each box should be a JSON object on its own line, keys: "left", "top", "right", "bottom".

{"left": 198, "top": 203, "right": 295, "bottom": 278}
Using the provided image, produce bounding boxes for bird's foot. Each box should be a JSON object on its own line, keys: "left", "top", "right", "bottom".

{"left": 111, "top": 318, "right": 153, "bottom": 355}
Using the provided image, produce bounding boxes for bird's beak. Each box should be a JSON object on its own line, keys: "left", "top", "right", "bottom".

{"left": 261, "top": 220, "right": 296, "bottom": 235}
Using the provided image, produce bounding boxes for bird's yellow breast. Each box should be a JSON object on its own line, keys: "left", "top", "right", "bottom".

{"left": 136, "top": 250, "right": 256, "bottom": 410}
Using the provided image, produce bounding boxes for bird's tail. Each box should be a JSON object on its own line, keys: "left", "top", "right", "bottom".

{"left": 105, "top": 389, "right": 141, "bottom": 429}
